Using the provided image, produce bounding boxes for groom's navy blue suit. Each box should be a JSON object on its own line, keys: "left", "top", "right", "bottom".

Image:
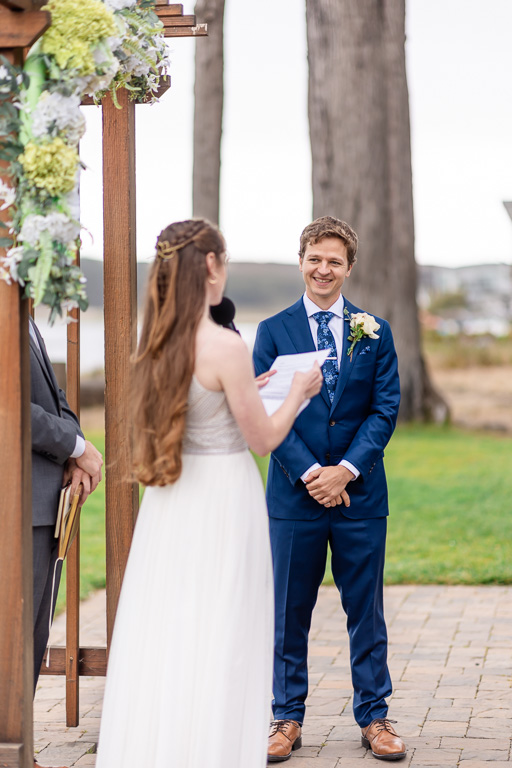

{"left": 253, "top": 295, "right": 400, "bottom": 727}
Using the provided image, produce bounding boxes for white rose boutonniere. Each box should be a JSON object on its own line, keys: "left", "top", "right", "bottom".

{"left": 346, "top": 312, "right": 380, "bottom": 360}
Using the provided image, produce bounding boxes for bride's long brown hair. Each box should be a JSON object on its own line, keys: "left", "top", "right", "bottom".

{"left": 132, "top": 219, "right": 225, "bottom": 486}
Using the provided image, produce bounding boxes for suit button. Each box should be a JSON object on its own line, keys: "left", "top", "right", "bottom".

{"left": 325, "top": 453, "right": 331, "bottom": 462}
{"left": 329, "top": 420, "right": 335, "bottom": 427}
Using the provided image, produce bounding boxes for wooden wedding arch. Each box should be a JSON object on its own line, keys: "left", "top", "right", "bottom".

{"left": 0, "top": 4, "right": 206, "bottom": 766}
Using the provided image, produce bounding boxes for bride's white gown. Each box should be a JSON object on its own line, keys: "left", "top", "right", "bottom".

{"left": 96, "top": 377, "right": 273, "bottom": 768}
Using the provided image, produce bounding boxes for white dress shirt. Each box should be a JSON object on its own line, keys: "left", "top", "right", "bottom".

{"left": 300, "top": 293, "right": 360, "bottom": 484}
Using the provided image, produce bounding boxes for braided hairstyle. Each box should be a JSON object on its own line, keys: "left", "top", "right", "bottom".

{"left": 132, "top": 218, "right": 225, "bottom": 486}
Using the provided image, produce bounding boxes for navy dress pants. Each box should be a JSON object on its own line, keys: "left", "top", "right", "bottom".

{"left": 269, "top": 509, "right": 392, "bottom": 728}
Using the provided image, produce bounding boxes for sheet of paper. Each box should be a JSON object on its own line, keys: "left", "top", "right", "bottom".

{"left": 260, "top": 349, "right": 329, "bottom": 416}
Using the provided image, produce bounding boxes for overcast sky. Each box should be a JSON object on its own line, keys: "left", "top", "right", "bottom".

{"left": 79, "top": 0, "right": 512, "bottom": 268}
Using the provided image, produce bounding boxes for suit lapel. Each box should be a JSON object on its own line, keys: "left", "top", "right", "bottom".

{"left": 283, "top": 299, "right": 315, "bottom": 353}
{"left": 29, "top": 319, "right": 62, "bottom": 411}
{"left": 330, "top": 297, "right": 362, "bottom": 413}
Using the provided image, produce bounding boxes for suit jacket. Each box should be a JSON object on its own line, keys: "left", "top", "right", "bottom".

{"left": 253, "top": 296, "right": 400, "bottom": 521}
{"left": 29, "top": 318, "right": 83, "bottom": 527}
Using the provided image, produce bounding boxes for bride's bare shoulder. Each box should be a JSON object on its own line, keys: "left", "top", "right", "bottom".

{"left": 199, "top": 324, "right": 248, "bottom": 362}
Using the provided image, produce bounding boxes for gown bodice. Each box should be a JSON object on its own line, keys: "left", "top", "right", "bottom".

{"left": 182, "top": 375, "right": 247, "bottom": 455}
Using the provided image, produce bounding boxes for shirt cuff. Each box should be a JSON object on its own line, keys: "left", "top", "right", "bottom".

{"left": 301, "top": 462, "right": 321, "bottom": 483}
{"left": 339, "top": 459, "right": 360, "bottom": 480}
{"left": 70, "top": 435, "right": 85, "bottom": 459}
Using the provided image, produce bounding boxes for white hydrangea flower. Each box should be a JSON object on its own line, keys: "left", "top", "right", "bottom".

{"left": 94, "top": 39, "right": 118, "bottom": 68}
{"left": 0, "top": 246, "right": 24, "bottom": 285}
{"left": 20, "top": 213, "right": 80, "bottom": 247}
{"left": 104, "top": 0, "right": 136, "bottom": 10}
{"left": 106, "top": 36, "right": 123, "bottom": 55}
{"left": 31, "top": 92, "right": 86, "bottom": 146}
{"left": 65, "top": 184, "right": 81, "bottom": 225}
{"left": 121, "top": 55, "right": 152, "bottom": 78}
{"left": 0, "top": 179, "right": 15, "bottom": 211}
{"left": 0, "top": 65, "right": 9, "bottom": 80}
{"left": 83, "top": 56, "right": 120, "bottom": 96}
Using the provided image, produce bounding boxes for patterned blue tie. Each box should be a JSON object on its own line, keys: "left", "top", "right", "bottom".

{"left": 312, "top": 311, "right": 339, "bottom": 403}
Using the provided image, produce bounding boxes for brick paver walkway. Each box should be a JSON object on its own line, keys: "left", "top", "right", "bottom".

{"left": 34, "top": 585, "right": 512, "bottom": 767}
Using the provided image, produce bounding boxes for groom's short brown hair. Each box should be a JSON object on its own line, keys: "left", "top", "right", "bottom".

{"left": 299, "top": 216, "right": 358, "bottom": 266}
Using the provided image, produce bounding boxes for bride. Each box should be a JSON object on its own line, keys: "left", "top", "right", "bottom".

{"left": 96, "top": 219, "right": 322, "bottom": 768}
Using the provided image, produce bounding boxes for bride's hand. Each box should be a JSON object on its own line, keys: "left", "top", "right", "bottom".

{"left": 292, "top": 363, "right": 323, "bottom": 400}
{"left": 255, "top": 369, "right": 277, "bottom": 389}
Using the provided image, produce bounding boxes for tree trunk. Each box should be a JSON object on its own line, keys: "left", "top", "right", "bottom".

{"left": 192, "top": 0, "right": 225, "bottom": 224}
{"left": 306, "top": 0, "right": 447, "bottom": 421}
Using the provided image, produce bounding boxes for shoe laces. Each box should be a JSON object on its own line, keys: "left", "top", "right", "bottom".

{"left": 371, "top": 718, "right": 398, "bottom": 735}
{"left": 269, "top": 719, "right": 298, "bottom": 740}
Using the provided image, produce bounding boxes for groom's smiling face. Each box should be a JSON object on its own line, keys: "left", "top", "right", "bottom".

{"left": 300, "top": 237, "right": 352, "bottom": 309}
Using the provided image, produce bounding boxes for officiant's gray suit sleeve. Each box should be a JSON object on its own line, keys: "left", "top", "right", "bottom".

{"left": 31, "top": 401, "right": 81, "bottom": 465}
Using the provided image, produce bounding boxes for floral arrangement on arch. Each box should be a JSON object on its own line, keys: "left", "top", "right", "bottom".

{"left": 0, "top": 0, "right": 169, "bottom": 322}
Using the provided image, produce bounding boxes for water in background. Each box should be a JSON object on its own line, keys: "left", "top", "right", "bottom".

{"left": 36, "top": 310, "right": 258, "bottom": 375}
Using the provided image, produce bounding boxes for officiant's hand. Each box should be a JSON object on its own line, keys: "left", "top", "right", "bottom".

{"left": 305, "top": 465, "right": 352, "bottom": 507}
{"left": 255, "top": 369, "right": 276, "bottom": 389}
{"left": 75, "top": 440, "right": 103, "bottom": 482}
{"left": 63, "top": 460, "right": 96, "bottom": 504}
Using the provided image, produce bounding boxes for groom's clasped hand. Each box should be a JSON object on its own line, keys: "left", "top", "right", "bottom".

{"left": 305, "top": 463, "right": 353, "bottom": 508}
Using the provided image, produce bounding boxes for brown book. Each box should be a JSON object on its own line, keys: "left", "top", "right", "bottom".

{"left": 46, "top": 481, "right": 83, "bottom": 667}
{"left": 55, "top": 482, "right": 83, "bottom": 560}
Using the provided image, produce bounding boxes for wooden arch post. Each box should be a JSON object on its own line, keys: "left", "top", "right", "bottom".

{"left": 0, "top": 6, "right": 50, "bottom": 768}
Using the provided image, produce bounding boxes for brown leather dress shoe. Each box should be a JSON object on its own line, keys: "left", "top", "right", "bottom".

{"left": 361, "top": 718, "right": 407, "bottom": 760}
{"left": 267, "top": 719, "right": 302, "bottom": 762}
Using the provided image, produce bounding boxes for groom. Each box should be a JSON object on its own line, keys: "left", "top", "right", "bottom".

{"left": 253, "top": 216, "right": 405, "bottom": 762}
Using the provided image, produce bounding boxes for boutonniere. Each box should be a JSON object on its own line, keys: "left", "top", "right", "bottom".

{"left": 347, "top": 312, "right": 380, "bottom": 361}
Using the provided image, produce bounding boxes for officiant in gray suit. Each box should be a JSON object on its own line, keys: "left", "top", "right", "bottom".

{"left": 29, "top": 316, "right": 103, "bottom": 708}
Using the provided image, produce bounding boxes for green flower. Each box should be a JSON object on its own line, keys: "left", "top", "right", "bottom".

{"left": 42, "top": 0, "right": 117, "bottom": 76}
{"left": 19, "top": 138, "right": 78, "bottom": 196}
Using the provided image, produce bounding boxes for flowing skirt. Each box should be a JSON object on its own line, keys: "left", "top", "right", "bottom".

{"left": 96, "top": 450, "right": 273, "bottom": 768}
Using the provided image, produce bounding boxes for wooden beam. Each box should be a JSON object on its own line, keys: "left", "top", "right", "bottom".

{"left": 102, "top": 89, "right": 139, "bottom": 649}
{"left": 0, "top": 48, "right": 33, "bottom": 768}
{"left": 0, "top": 7, "right": 49, "bottom": 48}
{"left": 39, "top": 647, "right": 107, "bottom": 677}
{"left": 163, "top": 24, "right": 208, "bottom": 37}
{"left": 155, "top": 2, "right": 183, "bottom": 14}
{"left": 65, "top": 291, "right": 81, "bottom": 727}
{"left": 0, "top": 744, "right": 23, "bottom": 768}
{"left": 160, "top": 13, "right": 195, "bottom": 26}
{"left": 0, "top": 0, "right": 46, "bottom": 9}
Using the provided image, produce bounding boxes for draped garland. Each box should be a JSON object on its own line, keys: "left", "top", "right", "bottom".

{"left": 0, "top": 0, "right": 168, "bottom": 322}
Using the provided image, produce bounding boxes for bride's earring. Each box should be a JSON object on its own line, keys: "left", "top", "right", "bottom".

{"left": 208, "top": 275, "right": 218, "bottom": 285}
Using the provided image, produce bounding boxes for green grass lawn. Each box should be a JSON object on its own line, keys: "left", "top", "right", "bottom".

{"left": 57, "top": 424, "right": 512, "bottom": 611}
{"left": 384, "top": 424, "right": 512, "bottom": 584}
